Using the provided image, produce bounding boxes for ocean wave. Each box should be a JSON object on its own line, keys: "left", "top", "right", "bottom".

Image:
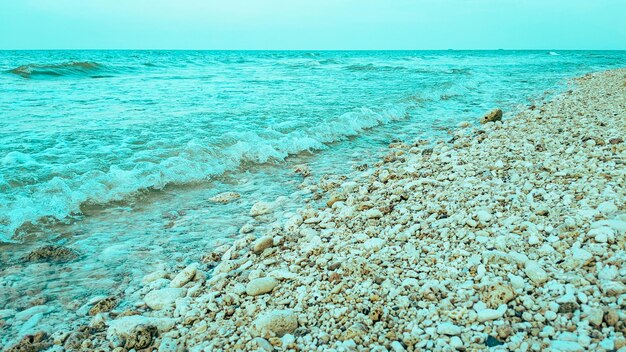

{"left": 344, "top": 63, "right": 471, "bottom": 75}
{"left": 447, "top": 68, "right": 472, "bottom": 75}
{"left": 0, "top": 105, "right": 408, "bottom": 241}
{"left": 8, "top": 61, "right": 103, "bottom": 79}
{"left": 344, "top": 63, "right": 409, "bottom": 72}
{"left": 274, "top": 58, "right": 324, "bottom": 68}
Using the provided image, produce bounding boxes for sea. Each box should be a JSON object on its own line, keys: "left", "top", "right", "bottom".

{"left": 0, "top": 50, "right": 624, "bottom": 344}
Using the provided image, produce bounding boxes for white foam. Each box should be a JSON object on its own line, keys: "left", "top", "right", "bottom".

{"left": 0, "top": 105, "right": 408, "bottom": 240}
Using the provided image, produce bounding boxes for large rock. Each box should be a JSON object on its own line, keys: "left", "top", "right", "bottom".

{"left": 144, "top": 288, "right": 186, "bottom": 310}
{"left": 479, "top": 108, "right": 503, "bottom": 124}
{"left": 251, "top": 310, "right": 298, "bottom": 337}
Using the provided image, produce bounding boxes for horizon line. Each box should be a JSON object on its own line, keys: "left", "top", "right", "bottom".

{"left": 1, "top": 48, "right": 626, "bottom": 51}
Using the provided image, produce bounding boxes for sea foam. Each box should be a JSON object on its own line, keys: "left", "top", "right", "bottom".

{"left": 0, "top": 105, "right": 407, "bottom": 241}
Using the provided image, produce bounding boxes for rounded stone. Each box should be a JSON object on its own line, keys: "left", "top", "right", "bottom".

{"left": 246, "top": 277, "right": 278, "bottom": 296}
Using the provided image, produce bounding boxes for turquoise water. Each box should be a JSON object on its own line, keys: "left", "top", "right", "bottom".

{"left": 0, "top": 50, "right": 625, "bottom": 344}
{"left": 1, "top": 50, "right": 625, "bottom": 239}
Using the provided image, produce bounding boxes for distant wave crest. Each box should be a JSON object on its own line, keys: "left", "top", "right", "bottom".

{"left": 345, "top": 63, "right": 409, "bottom": 72}
{"left": 8, "top": 61, "right": 103, "bottom": 78}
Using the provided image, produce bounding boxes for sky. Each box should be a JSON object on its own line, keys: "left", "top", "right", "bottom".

{"left": 1, "top": 0, "right": 625, "bottom": 50}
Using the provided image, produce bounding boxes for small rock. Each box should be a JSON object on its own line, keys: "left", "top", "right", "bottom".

{"left": 240, "top": 223, "right": 254, "bottom": 234}
{"left": 250, "top": 201, "right": 273, "bottom": 216}
{"left": 524, "top": 261, "right": 549, "bottom": 284}
{"left": 252, "top": 236, "right": 274, "bottom": 254}
{"left": 246, "top": 277, "right": 278, "bottom": 296}
{"left": 450, "top": 336, "right": 464, "bottom": 350}
{"left": 558, "top": 302, "right": 579, "bottom": 314}
{"left": 144, "top": 288, "right": 186, "bottom": 310}
{"left": 390, "top": 340, "right": 406, "bottom": 351}
{"left": 597, "top": 201, "right": 617, "bottom": 215}
{"left": 89, "top": 297, "right": 118, "bottom": 316}
{"left": 142, "top": 270, "right": 168, "bottom": 285}
{"left": 550, "top": 340, "right": 584, "bottom": 352}
{"left": 293, "top": 164, "right": 311, "bottom": 177}
{"left": 507, "top": 274, "right": 526, "bottom": 289}
{"left": 281, "top": 334, "right": 296, "bottom": 347}
{"left": 477, "top": 304, "right": 507, "bottom": 322}
{"left": 170, "top": 263, "right": 198, "bottom": 288}
{"left": 475, "top": 210, "right": 493, "bottom": 223}
{"left": 483, "top": 283, "right": 515, "bottom": 308}
{"left": 363, "top": 238, "right": 385, "bottom": 251}
{"left": 365, "top": 208, "right": 383, "bottom": 219}
{"left": 209, "top": 192, "right": 240, "bottom": 203}
{"left": 252, "top": 337, "right": 274, "bottom": 351}
{"left": 609, "top": 137, "right": 623, "bottom": 144}
{"left": 327, "top": 192, "right": 346, "bottom": 207}
{"left": 158, "top": 337, "right": 178, "bottom": 352}
{"left": 600, "top": 280, "right": 626, "bottom": 296}
{"left": 107, "top": 316, "right": 177, "bottom": 348}
{"left": 437, "top": 322, "right": 462, "bottom": 336}
{"left": 480, "top": 108, "right": 503, "bottom": 124}
{"left": 562, "top": 248, "right": 592, "bottom": 270}
{"left": 251, "top": 310, "right": 298, "bottom": 337}
{"left": 485, "top": 335, "right": 504, "bottom": 347}
{"left": 64, "top": 331, "right": 88, "bottom": 350}
{"left": 124, "top": 325, "right": 157, "bottom": 350}
{"left": 585, "top": 307, "right": 604, "bottom": 327}
{"left": 604, "top": 309, "right": 619, "bottom": 326}
{"left": 599, "top": 338, "right": 614, "bottom": 351}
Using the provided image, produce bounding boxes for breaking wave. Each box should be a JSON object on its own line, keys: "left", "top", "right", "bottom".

{"left": 8, "top": 61, "right": 103, "bottom": 78}
{"left": 0, "top": 105, "right": 408, "bottom": 241}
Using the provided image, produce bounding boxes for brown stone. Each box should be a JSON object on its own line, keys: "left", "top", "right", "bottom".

{"left": 89, "top": 297, "right": 118, "bottom": 316}
{"left": 124, "top": 325, "right": 157, "bottom": 350}
{"left": 25, "top": 245, "right": 79, "bottom": 263}
{"left": 480, "top": 109, "right": 503, "bottom": 124}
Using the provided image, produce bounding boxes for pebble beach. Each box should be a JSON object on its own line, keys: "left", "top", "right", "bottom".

{"left": 4, "top": 68, "right": 626, "bottom": 351}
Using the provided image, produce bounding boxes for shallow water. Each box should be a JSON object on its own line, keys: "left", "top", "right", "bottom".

{"left": 0, "top": 50, "right": 625, "bottom": 344}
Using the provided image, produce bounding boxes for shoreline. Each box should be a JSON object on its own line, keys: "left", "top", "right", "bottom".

{"left": 5, "top": 68, "right": 626, "bottom": 351}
